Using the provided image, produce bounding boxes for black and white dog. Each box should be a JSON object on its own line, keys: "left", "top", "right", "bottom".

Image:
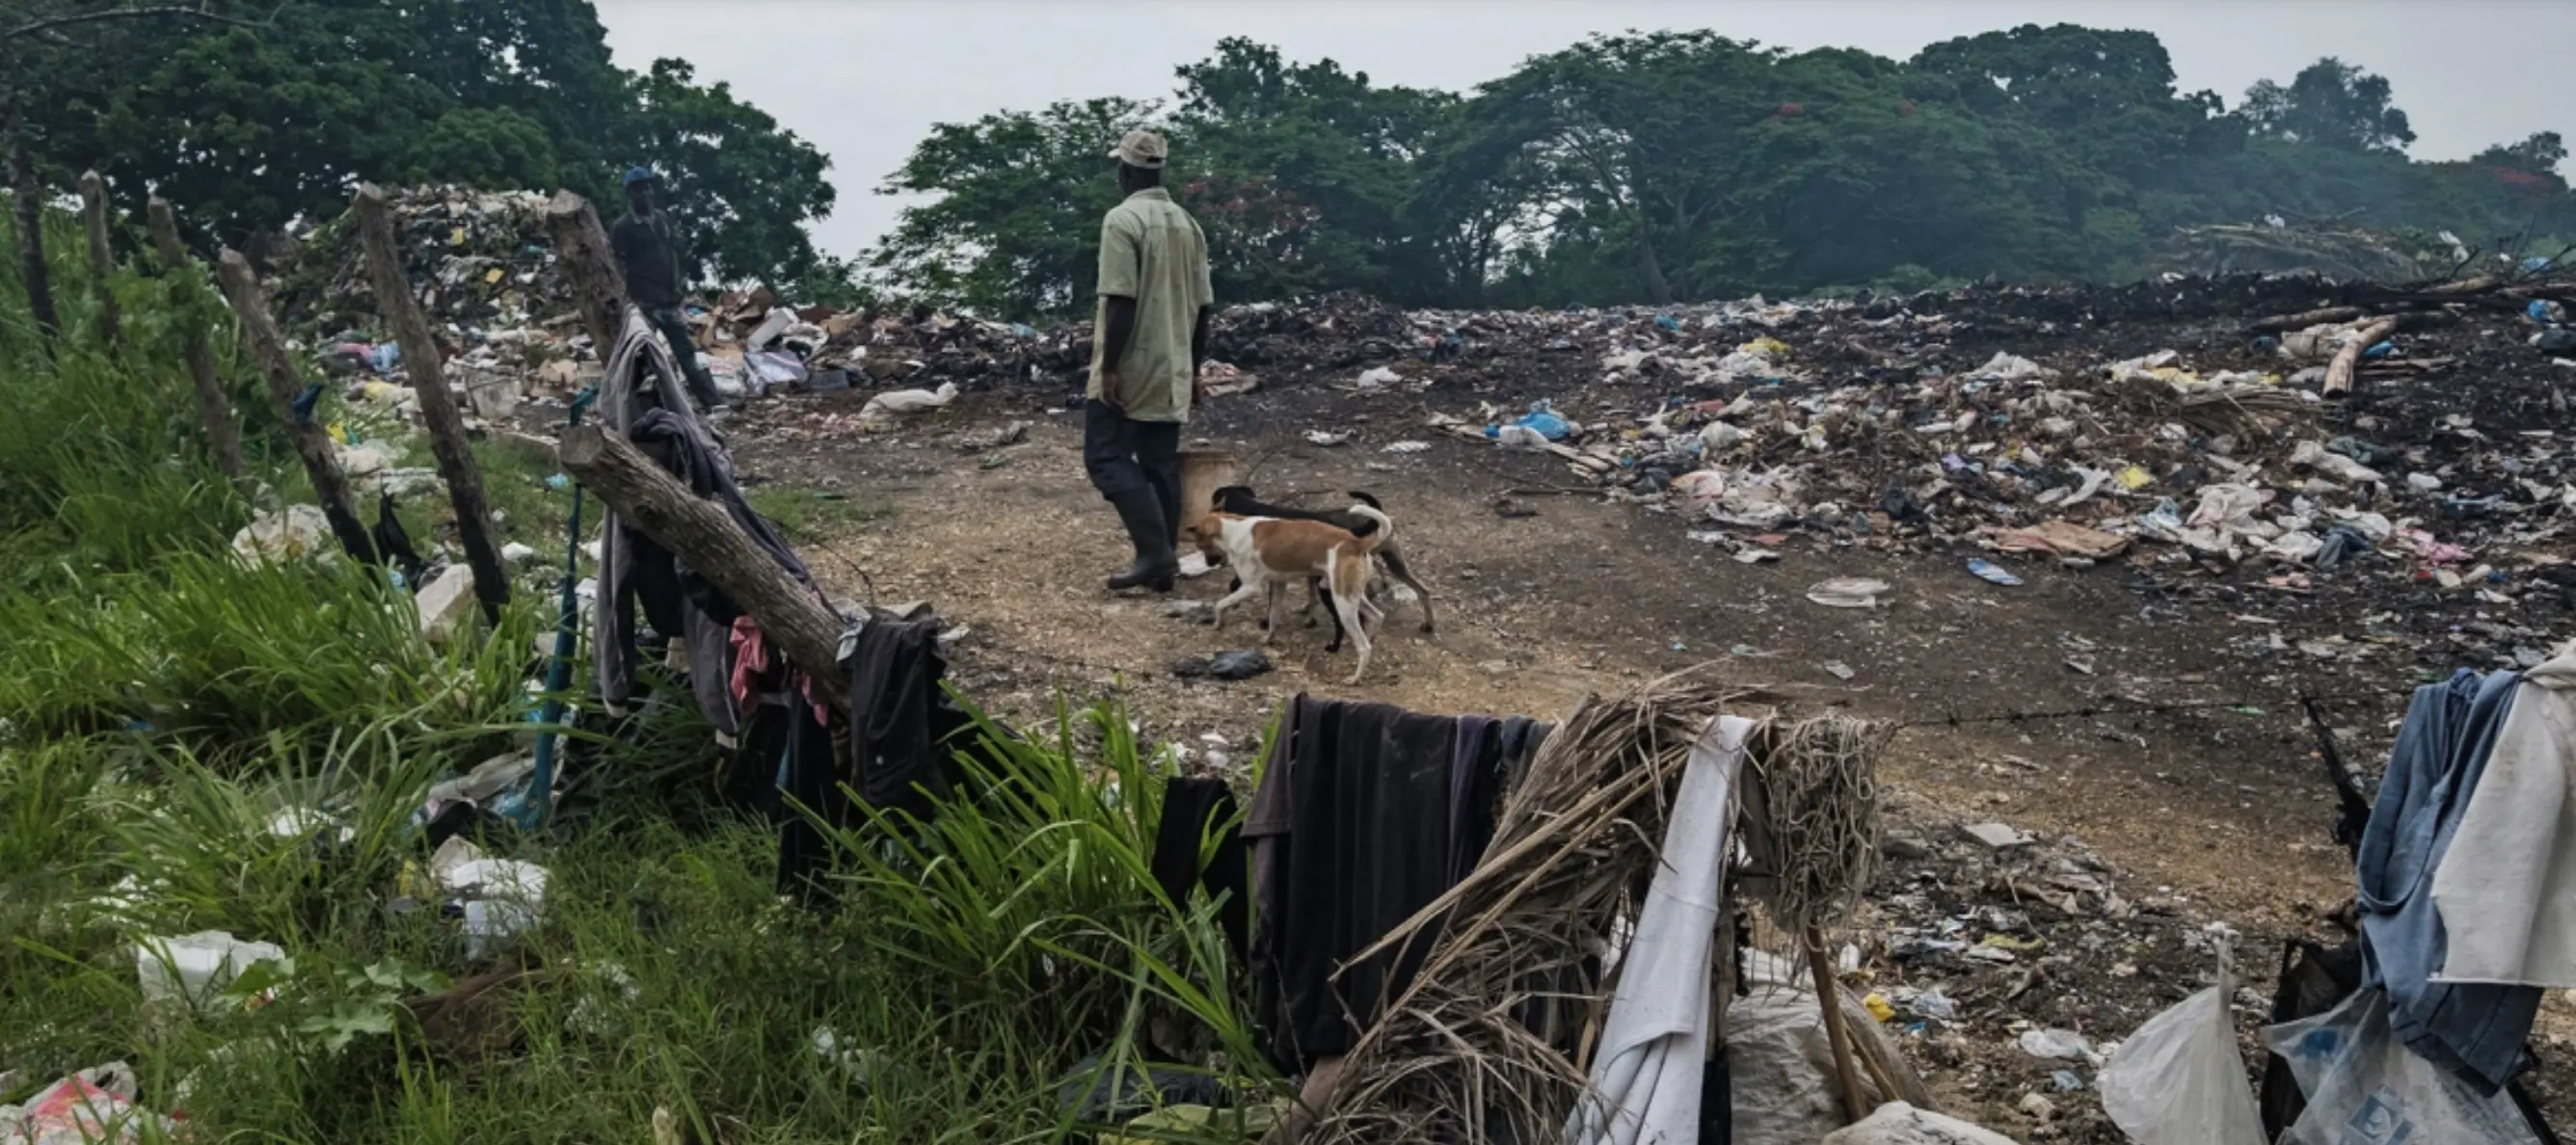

{"left": 1207, "top": 485, "right": 1436, "bottom": 643}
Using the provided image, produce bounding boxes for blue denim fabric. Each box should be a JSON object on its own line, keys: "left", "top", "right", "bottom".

{"left": 2355, "top": 668, "right": 2536, "bottom": 1093}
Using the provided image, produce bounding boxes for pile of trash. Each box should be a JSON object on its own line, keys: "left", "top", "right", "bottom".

{"left": 266, "top": 185, "right": 1091, "bottom": 415}
{"left": 274, "top": 185, "right": 590, "bottom": 412}
{"left": 1175, "top": 274, "right": 2576, "bottom": 621}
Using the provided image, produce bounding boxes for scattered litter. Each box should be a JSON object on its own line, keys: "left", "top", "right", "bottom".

{"left": 1174, "top": 551, "right": 1213, "bottom": 579}
{"left": 1822, "top": 1102, "right": 2023, "bottom": 1145}
{"left": 1381, "top": 439, "right": 1431, "bottom": 453}
{"left": 1963, "top": 822, "right": 2034, "bottom": 849}
{"left": 1824, "top": 661, "right": 1857, "bottom": 681}
{"left": 1168, "top": 650, "right": 1273, "bottom": 681}
{"left": 135, "top": 930, "right": 287, "bottom": 1010}
{"left": 0, "top": 1063, "right": 173, "bottom": 1145}
{"left": 1355, "top": 366, "right": 1402, "bottom": 388}
{"left": 858, "top": 381, "right": 959, "bottom": 422}
{"left": 1303, "top": 430, "right": 1350, "bottom": 446}
{"left": 2014, "top": 1027, "right": 2093, "bottom": 1061}
{"left": 416, "top": 564, "right": 479, "bottom": 643}
{"left": 1808, "top": 577, "right": 1892, "bottom": 608}
{"left": 430, "top": 838, "right": 549, "bottom": 959}
{"left": 1966, "top": 558, "right": 2024, "bottom": 587}
{"left": 230, "top": 504, "right": 334, "bottom": 567}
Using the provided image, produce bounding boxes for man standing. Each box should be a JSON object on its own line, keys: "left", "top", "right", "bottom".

{"left": 608, "top": 166, "right": 725, "bottom": 412}
{"left": 1087, "top": 129, "right": 1214, "bottom": 592}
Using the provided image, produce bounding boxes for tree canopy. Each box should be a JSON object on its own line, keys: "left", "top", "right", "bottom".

{"left": 877, "top": 26, "right": 2573, "bottom": 321}
{"left": 22, "top": 0, "right": 835, "bottom": 285}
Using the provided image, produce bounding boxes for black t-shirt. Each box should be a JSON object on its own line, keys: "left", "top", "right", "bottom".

{"left": 609, "top": 210, "right": 684, "bottom": 307}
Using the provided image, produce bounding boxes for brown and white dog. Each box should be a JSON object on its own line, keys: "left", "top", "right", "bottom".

{"left": 1193, "top": 505, "right": 1392, "bottom": 683}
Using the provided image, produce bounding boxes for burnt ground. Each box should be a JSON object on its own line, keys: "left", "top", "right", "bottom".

{"left": 708, "top": 365, "right": 2572, "bottom": 1139}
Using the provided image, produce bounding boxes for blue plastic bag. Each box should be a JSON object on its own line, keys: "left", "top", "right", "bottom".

{"left": 1513, "top": 401, "right": 1572, "bottom": 441}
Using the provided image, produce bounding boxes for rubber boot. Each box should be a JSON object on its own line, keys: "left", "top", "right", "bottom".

{"left": 1105, "top": 487, "right": 1178, "bottom": 593}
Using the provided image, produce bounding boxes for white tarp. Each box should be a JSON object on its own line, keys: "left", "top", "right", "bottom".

{"left": 1561, "top": 714, "right": 1752, "bottom": 1145}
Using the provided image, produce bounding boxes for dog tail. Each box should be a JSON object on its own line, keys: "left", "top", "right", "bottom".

{"left": 1344, "top": 504, "right": 1393, "bottom": 551}
{"left": 1345, "top": 491, "right": 1384, "bottom": 511}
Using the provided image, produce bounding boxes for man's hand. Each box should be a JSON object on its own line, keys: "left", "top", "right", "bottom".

{"left": 1191, "top": 362, "right": 1210, "bottom": 406}
{"left": 1100, "top": 370, "right": 1126, "bottom": 413}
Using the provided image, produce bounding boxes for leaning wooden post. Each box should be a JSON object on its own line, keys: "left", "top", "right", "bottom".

{"left": 556, "top": 424, "right": 847, "bottom": 709}
{"left": 215, "top": 249, "right": 377, "bottom": 565}
{"left": 1807, "top": 923, "right": 1870, "bottom": 1125}
{"left": 148, "top": 198, "right": 246, "bottom": 481}
{"left": 543, "top": 190, "right": 626, "bottom": 356}
{"left": 353, "top": 183, "right": 511, "bottom": 626}
{"left": 77, "top": 170, "right": 119, "bottom": 348}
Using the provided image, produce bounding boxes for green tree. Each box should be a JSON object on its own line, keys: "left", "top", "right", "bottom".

{"left": 33, "top": 0, "right": 834, "bottom": 285}
{"left": 2475, "top": 132, "right": 2567, "bottom": 177}
{"left": 1172, "top": 38, "right": 1458, "bottom": 304}
{"left": 871, "top": 96, "right": 1156, "bottom": 320}
{"left": 2241, "top": 58, "right": 2415, "bottom": 153}
{"left": 1459, "top": 32, "right": 1792, "bottom": 305}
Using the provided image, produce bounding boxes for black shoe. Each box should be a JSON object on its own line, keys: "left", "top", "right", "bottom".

{"left": 1105, "top": 487, "right": 1177, "bottom": 592}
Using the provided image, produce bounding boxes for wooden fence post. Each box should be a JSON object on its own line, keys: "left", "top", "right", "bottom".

{"left": 543, "top": 190, "right": 626, "bottom": 357}
{"left": 353, "top": 182, "right": 509, "bottom": 626}
{"left": 77, "top": 170, "right": 118, "bottom": 348}
{"left": 215, "top": 249, "right": 377, "bottom": 564}
{"left": 148, "top": 197, "right": 246, "bottom": 480}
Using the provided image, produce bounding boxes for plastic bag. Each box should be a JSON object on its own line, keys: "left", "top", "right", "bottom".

{"left": 2264, "top": 988, "right": 2540, "bottom": 1145}
{"left": 1823, "top": 1102, "right": 2021, "bottom": 1145}
{"left": 134, "top": 931, "right": 287, "bottom": 1010}
{"left": 858, "top": 381, "right": 959, "bottom": 421}
{"left": 2099, "top": 978, "right": 2266, "bottom": 1145}
{"left": 1513, "top": 400, "right": 1571, "bottom": 440}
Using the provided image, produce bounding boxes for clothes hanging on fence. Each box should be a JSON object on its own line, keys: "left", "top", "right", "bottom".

{"left": 2431, "top": 644, "right": 2576, "bottom": 989}
{"left": 844, "top": 617, "right": 963, "bottom": 821}
{"left": 593, "top": 307, "right": 812, "bottom": 741}
{"left": 770, "top": 700, "right": 840, "bottom": 897}
{"left": 2354, "top": 667, "right": 2538, "bottom": 1094}
{"left": 1447, "top": 715, "right": 1501, "bottom": 887}
{"left": 1150, "top": 777, "right": 1249, "bottom": 962}
{"left": 1248, "top": 695, "right": 1547, "bottom": 1073}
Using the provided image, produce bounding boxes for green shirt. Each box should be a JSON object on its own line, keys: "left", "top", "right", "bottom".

{"left": 1088, "top": 188, "right": 1214, "bottom": 423}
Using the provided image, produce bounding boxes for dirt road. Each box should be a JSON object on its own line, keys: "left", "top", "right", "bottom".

{"left": 723, "top": 378, "right": 2565, "bottom": 1136}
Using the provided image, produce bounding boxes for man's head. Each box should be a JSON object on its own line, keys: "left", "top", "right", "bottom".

{"left": 1108, "top": 129, "right": 1167, "bottom": 195}
{"left": 622, "top": 165, "right": 657, "bottom": 212}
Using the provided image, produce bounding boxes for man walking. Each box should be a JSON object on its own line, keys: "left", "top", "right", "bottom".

{"left": 1087, "top": 129, "right": 1214, "bottom": 592}
{"left": 609, "top": 166, "right": 725, "bottom": 412}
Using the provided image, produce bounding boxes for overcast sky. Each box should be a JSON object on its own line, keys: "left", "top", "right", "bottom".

{"left": 594, "top": 0, "right": 2572, "bottom": 260}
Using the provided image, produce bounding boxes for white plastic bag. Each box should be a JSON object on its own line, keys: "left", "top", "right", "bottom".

{"left": 858, "top": 381, "right": 958, "bottom": 421}
{"left": 134, "top": 931, "right": 286, "bottom": 1009}
{"left": 1823, "top": 1102, "right": 2021, "bottom": 1145}
{"left": 2098, "top": 978, "right": 2265, "bottom": 1145}
{"left": 2264, "top": 988, "right": 2540, "bottom": 1145}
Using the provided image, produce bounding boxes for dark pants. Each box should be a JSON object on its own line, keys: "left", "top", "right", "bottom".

{"left": 1083, "top": 398, "right": 1181, "bottom": 540}
{"left": 644, "top": 306, "right": 723, "bottom": 410}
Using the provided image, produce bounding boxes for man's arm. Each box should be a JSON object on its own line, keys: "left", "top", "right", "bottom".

{"left": 1190, "top": 306, "right": 1211, "bottom": 369}
{"left": 607, "top": 221, "right": 635, "bottom": 280}
{"left": 1100, "top": 295, "right": 1139, "bottom": 380}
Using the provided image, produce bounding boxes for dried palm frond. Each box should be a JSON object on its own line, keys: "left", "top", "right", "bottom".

{"left": 1736, "top": 714, "right": 1884, "bottom": 937}
{"left": 1301, "top": 672, "right": 1886, "bottom": 1144}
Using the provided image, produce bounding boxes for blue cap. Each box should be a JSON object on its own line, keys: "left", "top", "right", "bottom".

{"left": 622, "top": 166, "right": 657, "bottom": 187}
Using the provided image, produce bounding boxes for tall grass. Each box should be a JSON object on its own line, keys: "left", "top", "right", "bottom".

{"left": 0, "top": 196, "right": 1269, "bottom": 1142}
